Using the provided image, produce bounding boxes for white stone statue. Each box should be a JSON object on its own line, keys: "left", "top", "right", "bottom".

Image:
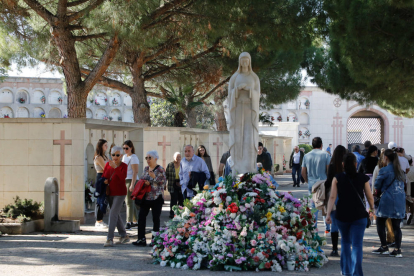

{"left": 228, "top": 52, "right": 260, "bottom": 175}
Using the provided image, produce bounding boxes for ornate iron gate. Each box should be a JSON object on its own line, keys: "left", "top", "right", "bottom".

{"left": 347, "top": 117, "right": 382, "bottom": 145}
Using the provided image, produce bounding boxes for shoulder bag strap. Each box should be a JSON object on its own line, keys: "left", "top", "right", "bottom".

{"left": 347, "top": 176, "right": 367, "bottom": 211}
{"left": 379, "top": 176, "right": 396, "bottom": 197}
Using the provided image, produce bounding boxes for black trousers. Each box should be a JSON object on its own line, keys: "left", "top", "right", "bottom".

{"left": 170, "top": 189, "right": 184, "bottom": 217}
{"left": 291, "top": 163, "right": 301, "bottom": 185}
{"left": 138, "top": 195, "right": 164, "bottom": 240}
{"left": 377, "top": 217, "right": 402, "bottom": 249}
{"left": 95, "top": 173, "right": 104, "bottom": 221}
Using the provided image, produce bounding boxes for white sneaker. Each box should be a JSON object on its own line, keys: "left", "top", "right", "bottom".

{"left": 372, "top": 220, "right": 376, "bottom": 225}
{"left": 104, "top": 239, "right": 113, "bottom": 247}
{"left": 95, "top": 221, "right": 108, "bottom": 228}
{"left": 400, "top": 221, "right": 404, "bottom": 228}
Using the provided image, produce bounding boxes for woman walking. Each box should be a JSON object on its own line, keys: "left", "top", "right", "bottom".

{"left": 325, "top": 145, "right": 348, "bottom": 257}
{"left": 166, "top": 152, "right": 183, "bottom": 219}
{"left": 196, "top": 145, "right": 216, "bottom": 186}
{"left": 372, "top": 149, "right": 406, "bottom": 257}
{"left": 122, "top": 140, "right": 140, "bottom": 229}
{"left": 102, "top": 146, "right": 129, "bottom": 247}
{"left": 94, "top": 139, "right": 109, "bottom": 228}
{"left": 133, "top": 150, "right": 166, "bottom": 246}
{"left": 326, "top": 153, "right": 375, "bottom": 276}
{"left": 358, "top": 145, "right": 379, "bottom": 175}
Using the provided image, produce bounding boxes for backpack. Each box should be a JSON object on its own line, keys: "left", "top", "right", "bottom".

{"left": 311, "top": 180, "right": 326, "bottom": 211}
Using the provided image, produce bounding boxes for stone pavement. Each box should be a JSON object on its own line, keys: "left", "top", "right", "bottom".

{"left": 0, "top": 174, "right": 413, "bottom": 276}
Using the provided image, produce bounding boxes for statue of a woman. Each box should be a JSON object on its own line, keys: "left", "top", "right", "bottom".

{"left": 228, "top": 52, "right": 260, "bottom": 175}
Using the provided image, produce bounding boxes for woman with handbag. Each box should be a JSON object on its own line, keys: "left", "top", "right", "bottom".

{"left": 196, "top": 145, "right": 216, "bottom": 187}
{"left": 166, "top": 152, "right": 184, "bottom": 219}
{"left": 372, "top": 149, "right": 406, "bottom": 257}
{"left": 122, "top": 140, "right": 140, "bottom": 229}
{"left": 325, "top": 145, "right": 347, "bottom": 257}
{"left": 102, "top": 146, "right": 129, "bottom": 247}
{"left": 326, "top": 153, "right": 375, "bottom": 276}
{"left": 133, "top": 150, "right": 166, "bottom": 247}
{"left": 94, "top": 139, "right": 109, "bottom": 228}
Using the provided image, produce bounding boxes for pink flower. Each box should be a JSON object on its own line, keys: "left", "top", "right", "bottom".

{"left": 251, "top": 240, "right": 257, "bottom": 246}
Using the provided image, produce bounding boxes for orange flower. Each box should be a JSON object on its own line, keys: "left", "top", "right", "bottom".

{"left": 184, "top": 223, "right": 191, "bottom": 228}
{"left": 190, "top": 213, "right": 196, "bottom": 217}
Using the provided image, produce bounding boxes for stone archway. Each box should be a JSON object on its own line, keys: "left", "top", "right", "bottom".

{"left": 347, "top": 108, "right": 388, "bottom": 148}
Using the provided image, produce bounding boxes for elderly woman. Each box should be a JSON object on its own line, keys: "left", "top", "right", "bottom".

{"left": 133, "top": 150, "right": 166, "bottom": 246}
{"left": 102, "top": 146, "right": 129, "bottom": 247}
{"left": 166, "top": 152, "right": 183, "bottom": 219}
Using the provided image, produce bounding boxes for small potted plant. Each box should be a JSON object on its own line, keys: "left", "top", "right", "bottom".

{"left": 118, "top": 116, "right": 122, "bottom": 121}
{"left": 40, "top": 112, "right": 46, "bottom": 118}
{"left": 40, "top": 96, "right": 46, "bottom": 104}
{"left": 304, "top": 130, "right": 311, "bottom": 137}
{"left": 293, "top": 116, "right": 297, "bottom": 122}
{"left": 63, "top": 114, "right": 68, "bottom": 118}
{"left": 89, "top": 99, "right": 93, "bottom": 103}
{"left": 298, "top": 130, "right": 302, "bottom": 137}
{"left": 112, "top": 98, "right": 119, "bottom": 106}
{"left": 277, "top": 115, "right": 282, "bottom": 122}
{"left": 95, "top": 99, "right": 100, "bottom": 106}
{"left": 104, "top": 98, "right": 107, "bottom": 103}
{"left": 4, "top": 114, "right": 10, "bottom": 118}
{"left": 103, "top": 116, "right": 109, "bottom": 121}
{"left": 287, "top": 116, "right": 289, "bottom": 122}
{"left": 18, "top": 97, "right": 25, "bottom": 104}
{"left": 109, "top": 116, "right": 113, "bottom": 121}
{"left": 58, "top": 97, "right": 63, "bottom": 104}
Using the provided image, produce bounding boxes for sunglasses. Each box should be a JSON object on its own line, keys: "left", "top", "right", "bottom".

{"left": 112, "top": 154, "right": 121, "bottom": 157}
{"left": 145, "top": 156, "right": 152, "bottom": 160}
{"left": 123, "top": 147, "right": 129, "bottom": 150}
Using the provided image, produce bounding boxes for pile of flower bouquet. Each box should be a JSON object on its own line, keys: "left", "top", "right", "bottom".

{"left": 151, "top": 171, "right": 328, "bottom": 272}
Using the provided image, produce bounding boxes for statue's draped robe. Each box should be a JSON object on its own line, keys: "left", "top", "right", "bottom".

{"left": 228, "top": 70, "right": 260, "bottom": 176}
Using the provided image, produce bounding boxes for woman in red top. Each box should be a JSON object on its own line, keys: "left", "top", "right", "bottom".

{"left": 102, "top": 146, "right": 128, "bottom": 247}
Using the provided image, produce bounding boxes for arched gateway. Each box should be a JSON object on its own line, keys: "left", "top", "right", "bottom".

{"left": 347, "top": 108, "right": 389, "bottom": 148}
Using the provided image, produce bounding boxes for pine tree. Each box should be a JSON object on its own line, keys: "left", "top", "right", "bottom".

{"left": 0, "top": 0, "right": 119, "bottom": 117}
{"left": 303, "top": 0, "right": 414, "bottom": 117}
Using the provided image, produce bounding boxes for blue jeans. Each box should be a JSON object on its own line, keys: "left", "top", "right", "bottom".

{"left": 291, "top": 163, "right": 301, "bottom": 185}
{"left": 330, "top": 210, "right": 338, "bottom": 233}
{"left": 337, "top": 218, "right": 367, "bottom": 276}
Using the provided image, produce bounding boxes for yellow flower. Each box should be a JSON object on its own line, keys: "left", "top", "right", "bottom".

{"left": 278, "top": 206, "right": 286, "bottom": 213}
{"left": 266, "top": 212, "right": 273, "bottom": 221}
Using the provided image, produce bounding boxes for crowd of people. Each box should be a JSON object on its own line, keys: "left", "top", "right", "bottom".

{"left": 292, "top": 137, "right": 411, "bottom": 275}
{"left": 92, "top": 136, "right": 411, "bottom": 275}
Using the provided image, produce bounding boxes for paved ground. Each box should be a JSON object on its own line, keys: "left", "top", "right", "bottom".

{"left": 1, "top": 174, "right": 413, "bottom": 275}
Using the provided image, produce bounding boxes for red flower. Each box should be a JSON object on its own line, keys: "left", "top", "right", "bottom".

{"left": 253, "top": 256, "right": 260, "bottom": 262}
{"left": 250, "top": 248, "right": 255, "bottom": 254}
{"left": 296, "top": 231, "right": 303, "bottom": 239}
{"left": 265, "top": 262, "right": 271, "bottom": 269}
{"left": 227, "top": 203, "right": 239, "bottom": 213}
{"left": 260, "top": 199, "right": 265, "bottom": 203}
{"left": 307, "top": 213, "right": 313, "bottom": 219}
{"left": 301, "top": 220, "right": 307, "bottom": 226}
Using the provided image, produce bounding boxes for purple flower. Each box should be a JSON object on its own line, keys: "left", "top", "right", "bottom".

{"left": 235, "top": 259, "right": 242, "bottom": 264}
{"left": 240, "top": 257, "right": 246, "bottom": 261}
{"left": 227, "top": 253, "right": 233, "bottom": 258}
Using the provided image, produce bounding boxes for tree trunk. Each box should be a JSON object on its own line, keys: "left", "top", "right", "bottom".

{"left": 185, "top": 108, "right": 197, "bottom": 128}
{"left": 130, "top": 59, "right": 151, "bottom": 125}
{"left": 174, "top": 111, "right": 185, "bottom": 127}
{"left": 67, "top": 89, "right": 87, "bottom": 118}
{"left": 215, "top": 104, "right": 228, "bottom": 131}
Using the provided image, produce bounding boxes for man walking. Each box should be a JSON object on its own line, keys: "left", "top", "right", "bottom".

{"left": 179, "top": 145, "right": 210, "bottom": 200}
{"left": 302, "top": 137, "right": 331, "bottom": 231}
{"left": 289, "top": 146, "right": 304, "bottom": 187}
{"left": 352, "top": 145, "right": 365, "bottom": 169}
{"left": 326, "top": 144, "right": 332, "bottom": 156}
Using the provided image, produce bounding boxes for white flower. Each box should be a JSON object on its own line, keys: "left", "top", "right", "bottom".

{"left": 176, "top": 263, "right": 182, "bottom": 269}
{"left": 193, "top": 263, "right": 201, "bottom": 270}
{"left": 182, "top": 264, "right": 189, "bottom": 270}
{"left": 193, "top": 257, "right": 198, "bottom": 262}
{"left": 226, "top": 196, "right": 232, "bottom": 202}
{"left": 230, "top": 213, "right": 236, "bottom": 219}
{"left": 160, "top": 261, "right": 168, "bottom": 267}
{"left": 170, "top": 262, "right": 176, "bottom": 268}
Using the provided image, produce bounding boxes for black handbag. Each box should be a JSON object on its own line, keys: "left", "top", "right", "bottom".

{"left": 348, "top": 177, "right": 371, "bottom": 228}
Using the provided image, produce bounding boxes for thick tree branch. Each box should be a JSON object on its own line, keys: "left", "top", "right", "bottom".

{"left": 68, "top": 0, "right": 104, "bottom": 23}
{"left": 57, "top": 0, "right": 68, "bottom": 17}
{"left": 199, "top": 76, "right": 231, "bottom": 102}
{"left": 74, "top": 33, "right": 107, "bottom": 41}
{"left": 146, "top": 92, "right": 163, "bottom": 98}
{"left": 22, "top": 0, "right": 55, "bottom": 24}
{"left": 68, "top": 0, "right": 90, "bottom": 7}
{"left": 83, "top": 33, "right": 120, "bottom": 92}
{"left": 81, "top": 68, "right": 133, "bottom": 94}
{"left": 68, "top": 25, "right": 84, "bottom": 30}
{"left": 147, "top": 0, "right": 189, "bottom": 21}
{"left": 145, "top": 38, "right": 222, "bottom": 80}
{"left": 143, "top": 37, "right": 180, "bottom": 63}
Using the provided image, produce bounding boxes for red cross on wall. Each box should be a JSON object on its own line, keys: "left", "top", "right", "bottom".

{"left": 158, "top": 136, "right": 171, "bottom": 168}
{"left": 213, "top": 137, "right": 223, "bottom": 168}
{"left": 53, "top": 130, "right": 72, "bottom": 200}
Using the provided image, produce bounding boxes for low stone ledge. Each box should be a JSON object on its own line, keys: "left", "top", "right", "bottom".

{"left": 0, "top": 219, "right": 44, "bottom": 235}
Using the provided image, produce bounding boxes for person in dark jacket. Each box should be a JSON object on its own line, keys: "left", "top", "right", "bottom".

{"left": 289, "top": 146, "right": 304, "bottom": 187}
{"left": 358, "top": 145, "right": 378, "bottom": 174}
{"left": 257, "top": 142, "right": 272, "bottom": 172}
{"left": 263, "top": 147, "right": 273, "bottom": 172}
{"left": 361, "top": 141, "right": 372, "bottom": 157}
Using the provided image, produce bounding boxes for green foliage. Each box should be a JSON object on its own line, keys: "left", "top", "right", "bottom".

{"left": 303, "top": 1, "right": 414, "bottom": 117}
{"left": 298, "top": 144, "right": 313, "bottom": 154}
{"left": 3, "top": 196, "right": 43, "bottom": 220}
{"left": 259, "top": 112, "right": 275, "bottom": 126}
{"left": 150, "top": 97, "right": 215, "bottom": 129}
